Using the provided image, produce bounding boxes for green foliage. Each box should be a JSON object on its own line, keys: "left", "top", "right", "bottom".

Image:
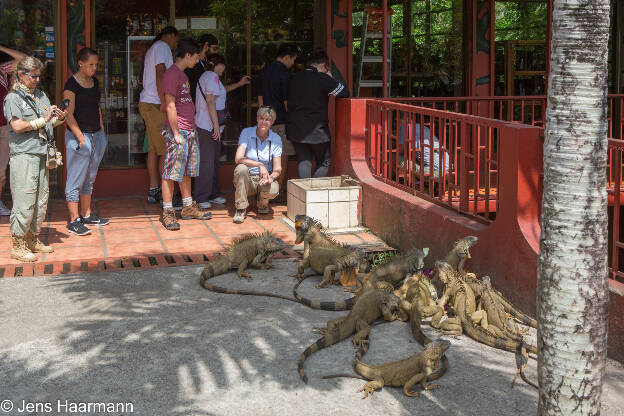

{"left": 371, "top": 251, "right": 397, "bottom": 267}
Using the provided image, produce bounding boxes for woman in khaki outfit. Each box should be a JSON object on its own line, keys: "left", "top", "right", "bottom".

{"left": 3, "top": 56, "right": 66, "bottom": 262}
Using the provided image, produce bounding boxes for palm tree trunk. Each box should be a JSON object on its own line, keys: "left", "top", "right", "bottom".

{"left": 538, "top": 0, "right": 611, "bottom": 415}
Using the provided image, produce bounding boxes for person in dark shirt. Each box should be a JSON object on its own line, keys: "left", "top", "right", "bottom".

{"left": 63, "top": 47, "right": 109, "bottom": 236}
{"left": 286, "top": 49, "right": 349, "bottom": 178}
{"left": 185, "top": 33, "right": 219, "bottom": 104}
{"left": 258, "top": 43, "right": 297, "bottom": 201}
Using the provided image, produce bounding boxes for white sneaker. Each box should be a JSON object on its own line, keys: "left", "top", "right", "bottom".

{"left": 0, "top": 201, "right": 10, "bottom": 216}
{"left": 198, "top": 201, "right": 212, "bottom": 209}
{"left": 209, "top": 196, "right": 226, "bottom": 204}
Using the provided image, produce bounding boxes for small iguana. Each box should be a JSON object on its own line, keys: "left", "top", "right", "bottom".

{"left": 200, "top": 232, "right": 298, "bottom": 303}
{"left": 297, "top": 285, "right": 401, "bottom": 383}
{"left": 295, "top": 245, "right": 366, "bottom": 288}
{"left": 353, "top": 248, "right": 428, "bottom": 294}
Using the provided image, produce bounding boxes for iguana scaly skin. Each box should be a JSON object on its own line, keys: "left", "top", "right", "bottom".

{"left": 200, "top": 232, "right": 295, "bottom": 302}
{"left": 476, "top": 276, "right": 529, "bottom": 339}
{"left": 465, "top": 274, "right": 537, "bottom": 329}
{"left": 294, "top": 215, "right": 342, "bottom": 260}
{"left": 297, "top": 286, "right": 401, "bottom": 383}
{"left": 353, "top": 339, "right": 451, "bottom": 398}
{"left": 354, "top": 248, "right": 428, "bottom": 294}
{"left": 297, "top": 245, "right": 366, "bottom": 288}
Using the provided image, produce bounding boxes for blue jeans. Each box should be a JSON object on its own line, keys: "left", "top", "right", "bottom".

{"left": 65, "top": 129, "right": 107, "bottom": 202}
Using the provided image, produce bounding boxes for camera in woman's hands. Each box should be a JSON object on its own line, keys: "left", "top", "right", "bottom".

{"left": 58, "top": 98, "right": 71, "bottom": 111}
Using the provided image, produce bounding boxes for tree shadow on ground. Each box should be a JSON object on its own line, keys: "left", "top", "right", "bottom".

{"left": 0, "top": 261, "right": 543, "bottom": 415}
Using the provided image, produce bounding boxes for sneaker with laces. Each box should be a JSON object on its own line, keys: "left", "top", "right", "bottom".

{"left": 198, "top": 201, "right": 212, "bottom": 209}
{"left": 161, "top": 209, "right": 180, "bottom": 230}
{"left": 181, "top": 202, "right": 212, "bottom": 220}
{"left": 147, "top": 187, "right": 162, "bottom": 204}
{"left": 209, "top": 196, "right": 226, "bottom": 204}
{"left": 82, "top": 213, "right": 110, "bottom": 226}
{"left": 233, "top": 209, "right": 246, "bottom": 224}
{"left": 67, "top": 218, "right": 92, "bottom": 236}
{"left": 0, "top": 200, "right": 10, "bottom": 216}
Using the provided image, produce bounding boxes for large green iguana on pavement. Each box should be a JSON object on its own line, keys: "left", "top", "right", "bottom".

{"left": 297, "top": 285, "right": 402, "bottom": 383}
{"left": 352, "top": 338, "right": 450, "bottom": 398}
{"left": 353, "top": 248, "right": 428, "bottom": 294}
{"left": 430, "top": 235, "right": 479, "bottom": 295}
{"left": 199, "top": 232, "right": 299, "bottom": 303}
{"left": 296, "top": 245, "right": 367, "bottom": 288}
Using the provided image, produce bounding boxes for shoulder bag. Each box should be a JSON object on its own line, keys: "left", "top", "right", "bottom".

{"left": 197, "top": 80, "right": 230, "bottom": 126}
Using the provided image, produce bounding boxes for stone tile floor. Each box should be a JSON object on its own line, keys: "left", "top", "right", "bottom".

{"left": 0, "top": 195, "right": 394, "bottom": 278}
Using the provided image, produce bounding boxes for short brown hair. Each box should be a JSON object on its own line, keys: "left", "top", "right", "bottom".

{"left": 206, "top": 53, "right": 226, "bottom": 67}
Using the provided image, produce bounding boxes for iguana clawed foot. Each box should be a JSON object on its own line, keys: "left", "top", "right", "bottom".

{"left": 352, "top": 335, "right": 370, "bottom": 349}
{"left": 423, "top": 383, "right": 439, "bottom": 391}
{"left": 238, "top": 273, "right": 252, "bottom": 280}
{"left": 290, "top": 273, "right": 305, "bottom": 279}
{"left": 357, "top": 384, "right": 377, "bottom": 399}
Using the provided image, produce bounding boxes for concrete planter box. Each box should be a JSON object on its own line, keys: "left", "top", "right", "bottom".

{"left": 287, "top": 175, "right": 362, "bottom": 229}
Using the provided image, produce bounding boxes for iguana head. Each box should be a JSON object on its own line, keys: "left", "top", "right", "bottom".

{"left": 482, "top": 275, "right": 491, "bottom": 288}
{"left": 261, "top": 233, "right": 286, "bottom": 254}
{"left": 406, "top": 247, "right": 428, "bottom": 273}
{"left": 424, "top": 338, "right": 451, "bottom": 367}
{"left": 452, "top": 236, "right": 478, "bottom": 259}
{"left": 294, "top": 215, "right": 315, "bottom": 244}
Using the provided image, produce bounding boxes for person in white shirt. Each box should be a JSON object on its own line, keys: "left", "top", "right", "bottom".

{"left": 138, "top": 26, "right": 178, "bottom": 205}
{"left": 194, "top": 54, "right": 249, "bottom": 209}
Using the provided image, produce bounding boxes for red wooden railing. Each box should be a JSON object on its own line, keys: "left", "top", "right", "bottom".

{"left": 365, "top": 99, "right": 543, "bottom": 224}
{"left": 366, "top": 97, "right": 624, "bottom": 287}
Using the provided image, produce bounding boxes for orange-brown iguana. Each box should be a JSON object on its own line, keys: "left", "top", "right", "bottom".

{"left": 353, "top": 248, "right": 428, "bottom": 294}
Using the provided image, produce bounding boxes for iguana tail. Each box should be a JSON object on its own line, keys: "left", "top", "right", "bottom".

{"left": 458, "top": 308, "right": 538, "bottom": 390}
{"left": 298, "top": 330, "right": 344, "bottom": 383}
{"left": 200, "top": 281, "right": 300, "bottom": 303}
{"left": 293, "top": 275, "right": 356, "bottom": 311}
{"left": 353, "top": 357, "right": 379, "bottom": 380}
{"left": 493, "top": 291, "right": 538, "bottom": 328}
{"left": 409, "top": 305, "right": 449, "bottom": 382}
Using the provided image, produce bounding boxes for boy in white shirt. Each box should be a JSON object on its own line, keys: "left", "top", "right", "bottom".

{"left": 138, "top": 26, "right": 178, "bottom": 205}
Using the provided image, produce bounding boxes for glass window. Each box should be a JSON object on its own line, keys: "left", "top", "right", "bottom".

{"left": 0, "top": 0, "right": 56, "bottom": 102}
{"left": 94, "top": 0, "right": 169, "bottom": 168}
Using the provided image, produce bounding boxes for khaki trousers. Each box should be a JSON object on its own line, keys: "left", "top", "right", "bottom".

{"left": 233, "top": 164, "right": 279, "bottom": 210}
{"left": 9, "top": 153, "right": 49, "bottom": 236}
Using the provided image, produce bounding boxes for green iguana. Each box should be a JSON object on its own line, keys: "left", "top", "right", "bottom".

{"left": 297, "top": 285, "right": 401, "bottom": 383}
{"left": 430, "top": 235, "right": 478, "bottom": 295}
{"left": 353, "top": 248, "right": 428, "bottom": 294}
{"left": 475, "top": 276, "right": 529, "bottom": 339}
{"left": 465, "top": 274, "right": 537, "bottom": 329}
{"left": 294, "top": 214, "right": 341, "bottom": 259}
{"left": 200, "top": 232, "right": 298, "bottom": 303}
{"left": 295, "top": 245, "right": 366, "bottom": 288}
{"left": 434, "top": 261, "right": 538, "bottom": 389}
{"left": 353, "top": 338, "right": 451, "bottom": 398}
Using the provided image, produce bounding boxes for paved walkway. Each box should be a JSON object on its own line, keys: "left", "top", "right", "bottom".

{"left": 0, "top": 261, "right": 622, "bottom": 416}
{"left": 0, "top": 195, "right": 390, "bottom": 278}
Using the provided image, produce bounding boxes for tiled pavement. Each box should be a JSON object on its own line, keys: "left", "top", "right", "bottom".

{"left": 0, "top": 195, "right": 393, "bottom": 278}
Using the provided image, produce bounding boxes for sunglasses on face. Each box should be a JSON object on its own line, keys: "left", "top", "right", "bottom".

{"left": 23, "top": 73, "right": 41, "bottom": 79}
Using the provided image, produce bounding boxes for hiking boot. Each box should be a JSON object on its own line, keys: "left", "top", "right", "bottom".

{"left": 147, "top": 187, "right": 162, "bottom": 204}
{"left": 25, "top": 231, "right": 54, "bottom": 253}
{"left": 257, "top": 205, "right": 271, "bottom": 215}
{"left": 233, "top": 209, "right": 246, "bottom": 224}
{"left": 181, "top": 202, "right": 212, "bottom": 220}
{"left": 161, "top": 209, "right": 180, "bottom": 231}
{"left": 257, "top": 198, "right": 271, "bottom": 215}
{"left": 82, "top": 213, "right": 110, "bottom": 226}
{"left": 11, "top": 234, "right": 37, "bottom": 262}
{"left": 67, "top": 217, "right": 92, "bottom": 236}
